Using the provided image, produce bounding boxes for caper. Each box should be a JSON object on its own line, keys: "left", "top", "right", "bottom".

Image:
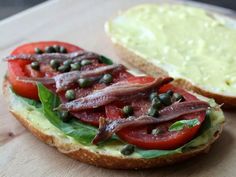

{"left": 60, "top": 111, "right": 71, "bottom": 122}
{"left": 121, "top": 144, "right": 135, "bottom": 155}
{"left": 151, "top": 97, "right": 162, "bottom": 109}
{"left": 99, "top": 55, "right": 112, "bottom": 64}
{"left": 149, "top": 92, "right": 158, "bottom": 101}
{"left": 173, "top": 93, "right": 184, "bottom": 102}
{"left": 205, "top": 109, "right": 211, "bottom": 119}
{"left": 159, "top": 93, "right": 172, "bottom": 106}
{"left": 148, "top": 107, "right": 159, "bottom": 117}
{"left": 78, "top": 78, "right": 92, "bottom": 88}
{"left": 70, "top": 62, "right": 81, "bottom": 70}
{"left": 50, "top": 59, "right": 60, "bottom": 70}
{"left": 100, "top": 74, "right": 113, "bottom": 84}
{"left": 59, "top": 46, "right": 67, "bottom": 53}
{"left": 65, "top": 89, "right": 76, "bottom": 101}
{"left": 167, "top": 90, "right": 174, "bottom": 96}
{"left": 31, "top": 61, "right": 40, "bottom": 70}
{"left": 81, "top": 59, "right": 92, "bottom": 66}
{"left": 63, "top": 60, "right": 73, "bottom": 66}
{"left": 58, "top": 64, "right": 70, "bottom": 73}
{"left": 34, "top": 47, "right": 43, "bottom": 54}
{"left": 53, "top": 45, "right": 60, "bottom": 52}
{"left": 122, "top": 105, "right": 133, "bottom": 117}
{"left": 45, "top": 46, "right": 55, "bottom": 53}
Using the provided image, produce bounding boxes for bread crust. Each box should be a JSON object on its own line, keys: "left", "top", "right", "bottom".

{"left": 3, "top": 80, "right": 223, "bottom": 169}
{"left": 113, "top": 43, "right": 236, "bottom": 108}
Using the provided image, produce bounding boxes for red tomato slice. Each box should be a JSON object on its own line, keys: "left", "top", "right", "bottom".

{"left": 71, "top": 108, "right": 106, "bottom": 126}
{"left": 127, "top": 76, "right": 155, "bottom": 84}
{"left": 7, "top": 41, "right": 81, "bottom": 100}
{"left": 105, "top": 76, "right": 156, "bottom": 119}
{"left": 58, "top": 69, "right": 134, "bottom": 125}
{"left": 117, "top": 110, "right": 205, "bottom": 150}
{"left": 159, "top": 84, "right": 197, "bottom": 101}
{"left": 106, "top": 77, "right": 206, "bottom": 150}
{"left": 105, "top": 104, "right": 124, "bottom": 120}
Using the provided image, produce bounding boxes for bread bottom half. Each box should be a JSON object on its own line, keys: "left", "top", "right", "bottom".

{"left": 3, "top": 80, "right": 224, "bottom": 169}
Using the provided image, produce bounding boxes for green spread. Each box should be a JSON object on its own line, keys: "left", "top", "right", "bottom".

{"left": 106, "top": 4, "right": 236, "bottom": 96}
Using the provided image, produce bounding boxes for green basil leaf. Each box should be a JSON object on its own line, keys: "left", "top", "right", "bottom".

{"left": 37, "top": 83, "right": 119, "bottom": 145}
{"left": 99, "top": 55, "right": 113, "bottom": 65}
{"left": 37, "top": 83, "right": 99, "bottom": 145}
{"left": 169, "top": 118, "right": 200, "bottom": 132}
{"left": 198, "top": 110, "right": 212, "bottom": 134}
{"left": 135, "top": 148, "right": 182, "bottom": 158}
{"left": 10, "top": 87, "right": 41, "bottom": 108}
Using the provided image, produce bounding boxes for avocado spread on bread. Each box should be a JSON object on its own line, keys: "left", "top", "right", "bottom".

{"left": 106, "top": 4, "right": 236, "bottom": 96}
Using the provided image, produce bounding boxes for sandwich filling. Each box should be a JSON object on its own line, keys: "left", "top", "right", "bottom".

{"left": 5, "top": 41, "right": 225, "bottom": 158}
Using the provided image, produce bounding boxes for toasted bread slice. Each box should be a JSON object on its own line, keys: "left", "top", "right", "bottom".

{"left": 106, "top": 4, "right": 236, "bottom": 107}
{"left": 113, "top": 43, "right": 236, "bottom": 107}
{"left": 3, "top": 79, "right": 224, "bottom": 169}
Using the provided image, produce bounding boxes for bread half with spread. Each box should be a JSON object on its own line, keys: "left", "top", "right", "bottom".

{"left": 105, "top": 4, "right": 236, "bottom": 107}
{"left": 3, "top": 41, "right": 224, "bottom": 169}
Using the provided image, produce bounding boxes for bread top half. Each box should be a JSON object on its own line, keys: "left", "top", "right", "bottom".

{"left": 106, "top": 4, "right": 236, "bottom": 99}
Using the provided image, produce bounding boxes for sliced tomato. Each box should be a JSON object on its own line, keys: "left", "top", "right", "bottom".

{"left": 127, "top": 75, "right": 155, "bottom": 84}
{"left": 159, "top": 84, "right": 197, "bottom": 101}
{"left": 105, "top": 104, "right": 123, "bottom": 120}
{"left": 71, "top": 108, "right": 106, "bottom": 126}
{"left": 7, "top": 41, "right": 81, "bottom": 99}
{"left": 106, "top": 77, "right": 205, "bottom": 150}
{"left": 59, "top": 70, "right": 135, "bottom": 125}
{"left": 11, "top": 41, "right": 81, "bottom": 55}
{"left": 105, "top": 76, "right": 156, "bottom": 119}
{"left": 117, "top": 111, "right": 205, "bottom": 150}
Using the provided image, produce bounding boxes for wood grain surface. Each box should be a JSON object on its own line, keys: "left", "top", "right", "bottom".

{"left": 0, "top": 0, "right": 236, "bottom": 176}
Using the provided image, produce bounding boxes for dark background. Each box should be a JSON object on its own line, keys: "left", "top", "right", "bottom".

{"left": 0, "top": 0, "right": 235, "bottom": 20}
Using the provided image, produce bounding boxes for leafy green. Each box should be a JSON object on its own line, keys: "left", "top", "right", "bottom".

{"left": 22, "top": 97, "right": 42, "bottom": 108}
{"left": 135, "top": 148, "right": 181, "bottom": 158}
{"left": 99, "top": 55, "right": 113, "bottom": 65}
{"left": 37, "top": 83, "right": 120, "bottom": 145}
{"left": 37, "top": 83, "right": 99, "bottom": 145}
{"left": 168, "top": 118, "right": 200, "bottom": 132}
{"left": 10, "top": 87, "right": 41, "bottom": 108}
{"left": 198, "top": 110, "right": 212, "bottom": 134}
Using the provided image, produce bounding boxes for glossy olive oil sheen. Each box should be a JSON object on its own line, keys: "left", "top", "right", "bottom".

{"left": 106, "top": 4, "right": 236, "bottom": 95}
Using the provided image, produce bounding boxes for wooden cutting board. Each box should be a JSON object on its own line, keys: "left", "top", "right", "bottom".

{"left": 0, "top": 0, "right": 236, "bottom": 176}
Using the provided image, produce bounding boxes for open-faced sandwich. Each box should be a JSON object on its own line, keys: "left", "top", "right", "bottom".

{"left": 3, "top": 41, "right": 224, "bottom": 169}
{"left": 106, "top": 4, "right": 236, "bottom": 107}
